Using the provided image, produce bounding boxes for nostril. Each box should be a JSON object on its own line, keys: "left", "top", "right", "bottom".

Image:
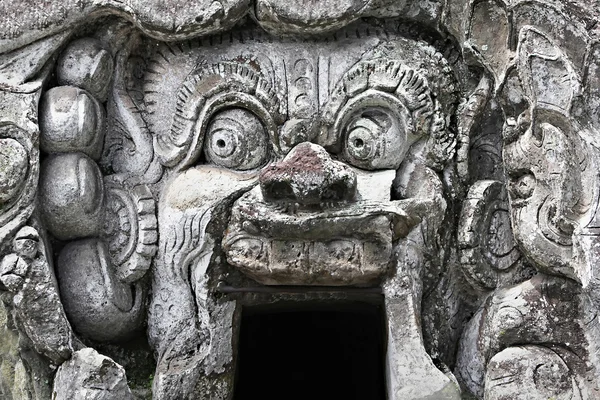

{"left": 270, "top": 181, "right": 294, "bottom": 198}
{"left": 322, "top": 182, "right": 346, "bottom": 201}
{"left": 262, "top": 180, "right": 296, "bottom": 202}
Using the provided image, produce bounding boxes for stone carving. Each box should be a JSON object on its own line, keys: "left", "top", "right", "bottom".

{"left": 52, "top": 348, "right": 134, "bottom": 400}
{"left": 142, "top": 29, "right": 460, "bottom": 399}
{"left": 456, "top": 275, "right": 596, "bottom": 398}
{"left": 485, "top": 345, "right": 585, "bottom": 400}
{"left": 455, "top": 2, "right": 600, "bottom": 399}
{"left": 458, "top": 180, "right": 534, "bottom": 293}
{"left": 0, "top": 225, "right": 75, "bottom": 364}
{"left": 0, "top": 1, "right": 599, "bottom": 400}
{"left": 0, "top": 124, "right": 38, "bottom": 247}
{"left": 39, "top": 87, "right": 106, "bottom": 159}
{"left": 55, "top": 38, "right": 114, "bottom": 102}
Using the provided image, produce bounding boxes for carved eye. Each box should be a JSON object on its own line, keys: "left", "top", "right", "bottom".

{"left": 203, "top": 108, "right": 269, "bottom": 170}
{"left": 341, "top": 109, "right": 407, "bottom": 170}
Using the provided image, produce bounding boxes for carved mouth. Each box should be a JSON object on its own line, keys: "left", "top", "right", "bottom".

{"left": 223, "top": 187, "right": 417, "bottom": 285}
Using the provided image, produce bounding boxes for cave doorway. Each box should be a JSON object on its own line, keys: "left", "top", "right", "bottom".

{"left": 233, "top": 301, "right": 387, "bottom": 400}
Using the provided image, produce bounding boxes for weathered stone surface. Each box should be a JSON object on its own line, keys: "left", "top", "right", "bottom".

{"left": 485, "top": 346, "right": 583, "bottom": 400}
{"left": 52, "top": 348, "right": 134, "bottom": 400}
{"left": 0, "top": 138, "right": 28, "bottom": 204}
{"left": 1, "top": 1, "right": 600, "bottom": 399}
{"left": 456, "top": 275, "right": 596, "bottom": 398}
{"left": 38, "top": 153, "right": 105, "bottom": 240}
{"left": 0, "top": 0, "right": 250, "bottom": 54}
{"left": 458, "top": 180, "right": 534, "bottom": 294}
{"left": 39, "top": 86, "right": 106, "bottom": 159}
{"left": 0, "top": 226, "right": 75, "bottom": 365}
{"left": 0, "top": 299, "right": 55, "bottom": 400}
{"left": 56, "top": 239, "right": 145, "bottom": 342}
{"left": 56, "top": 38, "right": 114, "bottom": 102}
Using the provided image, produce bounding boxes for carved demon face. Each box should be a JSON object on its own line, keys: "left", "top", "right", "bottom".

{"left": 32, "top": 25, "right": 461, "bottom": 399}
{"left": 150, "top": 29, "right": 457, "bottom": 285}
{"left": 142, "top": 28, "right": 459, "bottom": 397}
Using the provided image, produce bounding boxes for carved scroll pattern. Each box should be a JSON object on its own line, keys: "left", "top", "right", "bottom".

{"left": 456, "top": 3, "right": 600, "bottom": 397}
{"left": 458, "top": 180, "right": 534, "bottom": 293}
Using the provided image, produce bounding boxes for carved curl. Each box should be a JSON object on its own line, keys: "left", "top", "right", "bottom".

{"left": 458, "top": 180, "right": 532, "bottom": 292}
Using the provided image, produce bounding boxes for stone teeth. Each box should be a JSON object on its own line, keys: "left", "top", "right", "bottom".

{"left": 224, "top": 235, "right": 391, "bottom": 286}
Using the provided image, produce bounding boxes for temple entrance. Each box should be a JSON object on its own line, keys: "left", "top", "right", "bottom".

{"left": 233, "top": 301, "right": 387, "bottom": 400}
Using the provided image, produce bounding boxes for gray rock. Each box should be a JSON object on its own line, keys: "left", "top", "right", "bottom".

{"left": 485, "top": 346, "right": 582, "bottom": 400}
{"left": 52, "top": 348, "right": 134, "bottom": 400}
{"left": 0, "top": 138, "right": 28, "bottom": 204}
{"left": 0, "top": 226, "right": 74, "bottom": 365}
{"left": 0, "top": 300, "right": 55, "bottom": 400}
{"left": 39, "top": 86, "right": 106, "bottom": 159}
{"left": 56, "top": 38, "right": 114, "bottom": 102}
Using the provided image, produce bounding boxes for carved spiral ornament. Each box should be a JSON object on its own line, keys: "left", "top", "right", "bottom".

{"left": 458, "top": 180, "right": 532, "bottom": 292}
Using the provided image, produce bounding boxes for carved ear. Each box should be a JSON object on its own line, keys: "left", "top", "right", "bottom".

{"left": 318, "top": 58, "right": 455, "bottom": 169}
{"left": 465, "top": 0, "right": 513, "bottom": 91}
{"left": 458, "top": 180, "right": 533, "bottom": 293}
{"left": 154, "top": 62, "right": 284, "bottom": 169}
{"left": 517, "top": 27, "right": 580, "bottom": 115}
{"left": 102, "top": 182, "right": 158, "bottom": 283}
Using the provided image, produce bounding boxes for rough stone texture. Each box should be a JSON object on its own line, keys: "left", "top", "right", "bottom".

{"left": 0, "top": 226, "right": 75, "bottom": 365}
{"left": 484, "top": 346, "right": 583, "bottom": 400}
{"left": 0, "top": 300, "right": 54, "bottom": 400}
{"left": 0, "top": 1, "right": 599, "bottom": 399}
{"left": 52, "top": 348, "right": 134, "bottom": 400}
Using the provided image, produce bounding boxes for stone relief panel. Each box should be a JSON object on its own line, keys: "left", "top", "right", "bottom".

{"left": 0, "top": 1, "right": 599, "bottom": 399}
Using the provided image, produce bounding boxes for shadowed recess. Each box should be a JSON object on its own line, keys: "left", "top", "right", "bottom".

{"left": 234, "top": 302, "right": 386, "bottom": 400}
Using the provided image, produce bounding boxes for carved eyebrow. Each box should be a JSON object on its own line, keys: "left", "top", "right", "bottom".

{"left": 355, "top": 111, "right": 393, "bottom": 131}
{"left": 153, "top": 61, "right": 283, "bottom": 169}
{"left": 318, "top": 59, "right": 436, "bottom": 148}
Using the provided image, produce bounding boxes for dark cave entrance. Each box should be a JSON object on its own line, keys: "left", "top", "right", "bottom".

{"left": 233, "top": 301, "right": 387, "bottom": 400}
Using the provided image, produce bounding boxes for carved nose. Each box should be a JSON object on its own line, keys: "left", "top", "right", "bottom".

{"left": 259, "top": 142, "right": 357, "bottom": 205}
